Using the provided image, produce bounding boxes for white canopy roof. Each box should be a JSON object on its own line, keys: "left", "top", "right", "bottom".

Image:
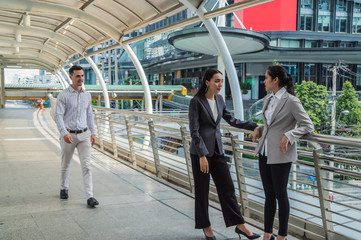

{"left": 0, "top": 0, "right": 273, "bottom": 72}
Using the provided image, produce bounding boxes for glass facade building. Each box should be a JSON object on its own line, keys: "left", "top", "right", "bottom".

{"left": 74, "top": 0, "right": 361, "bottom": 100}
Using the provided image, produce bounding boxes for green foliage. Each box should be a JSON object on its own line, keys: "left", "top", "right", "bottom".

{"left": 336, "top": 81, "right": 361, "bottom": 136}
{"left": 123, "top": 76, "right": 140, "bottom": 85}
{"left": 295, "top": 80, "right": 329, "bottom": 132}
{"left": 239, "top": 82, "right": 251, "bottom": 94}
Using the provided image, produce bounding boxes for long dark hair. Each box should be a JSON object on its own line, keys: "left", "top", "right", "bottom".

{"left": 267, "top": 65, "right": 295, "bottom": 95}
{"left": 195, "top": 69, "right": 223, "bottom": 97}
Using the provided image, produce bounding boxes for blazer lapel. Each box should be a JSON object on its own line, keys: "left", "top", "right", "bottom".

{"left": 269, "top": 93, "right": 288, "bottom": 125}
{"left": 262, "top": 94, "right": 272, "bottom": 127}
{"left": 200, "top": 95, "right": 216, "bottom": 123}
{"left": 213, "top": 95, "right": 221, "bottom": 124}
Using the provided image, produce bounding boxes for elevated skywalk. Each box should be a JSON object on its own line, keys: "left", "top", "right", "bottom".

{"left": 4, "top": 84, "right": 187, "bottom": 101}
{"left": 0, "top": 104, "right": 266, "bottom": 240}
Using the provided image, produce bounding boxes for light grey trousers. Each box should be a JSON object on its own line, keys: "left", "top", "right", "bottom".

{"left": 60, "top": 131, "right": 93, "bottom": 199}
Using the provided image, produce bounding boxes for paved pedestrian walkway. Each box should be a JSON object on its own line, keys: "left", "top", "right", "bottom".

{"left": 0, "top": 105, "right": 268, "bottom": 240}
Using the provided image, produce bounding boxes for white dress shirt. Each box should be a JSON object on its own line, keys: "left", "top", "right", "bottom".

{"left": 261, "top": 87, "right": 287, "bottom": 156}
{"left": 207, "top": 98, "right": 218, "bottom": 121}
{"left": 54, "top": 86, "right": 97, "bottom": 137}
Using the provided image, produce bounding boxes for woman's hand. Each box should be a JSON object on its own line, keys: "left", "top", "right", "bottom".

{"left": 279, "top": 135, "right": 289, "bottom": 153}
{"left": 199, "top": 156, "right": 209, "bottom": 174}
{"left": 253, "top": 128, "right": 260, "bottom": 143}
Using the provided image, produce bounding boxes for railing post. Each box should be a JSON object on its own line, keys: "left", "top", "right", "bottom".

{"left": 148, "top": 121, "right": 162, "bottom": 178}
{"left": 125, "top": 115, "right": 136, "bottom": 166}
{"left": 94, "top": 110, "right": 104, "bottom": 151}
{"left": 108, "top": 114, "right": 117, "bottom": 158}
{"left": 313, "top": 147, "right": 334, "bottom": 239}
{"left": 180, "top": 125, "right": 194, "bottom": 193}
{"left": 231, "top": 135, "right": 250, "bottom": 217}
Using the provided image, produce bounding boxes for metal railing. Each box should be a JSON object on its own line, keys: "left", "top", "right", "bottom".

{"left": 92, "top": 106, "right": 361, "bottom": 240}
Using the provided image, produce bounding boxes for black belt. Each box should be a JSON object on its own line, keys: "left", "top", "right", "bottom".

{"left": 67, "top": 128, "right": 87, "bottom": 134}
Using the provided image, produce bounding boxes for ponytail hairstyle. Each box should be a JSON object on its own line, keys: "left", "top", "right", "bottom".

{"left": 195, "top": 69, "right": 223, "bottom": 97}
{"left": 266, "top": 65, "right": 295, "bottom": 95}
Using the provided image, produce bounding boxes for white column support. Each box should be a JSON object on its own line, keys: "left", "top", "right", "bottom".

{"left": 180, "top": 0, "right": 244, "bottom": 120}
{"left": 56, "top": 70, "right": 69, "bottom": 89}
{"left": 217, "top": 55, "right": 226, "bottom": 99}
{"left": 60, "top": 67, "right": 71, "bottom": 85}
{"left": 0, "top": 68, "right": 5, "bottom": 108}
{"left": 123, "top": 44, "right": 153, "bottom": 114}
{"left": 55, "top": 72, "right": 66, "bottom": 89}
{"left": 114, "top": 48, "right": 118, "bottom": 85}
{"left": 108, "top": 45, "right": 112, "bottom": 85}
{"left": 85, "top": 56, "right": 110, "bottom": 108}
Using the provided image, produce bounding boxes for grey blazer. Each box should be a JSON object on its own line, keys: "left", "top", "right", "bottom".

{"left": 254, "top": 92, "right": 314, "bottom": 164}
{"left": 189, "top": 94, "right": 258, "bottom": 158}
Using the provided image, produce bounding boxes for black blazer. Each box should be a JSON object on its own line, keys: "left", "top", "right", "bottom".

{"left": 188, "top": 94, "right": 257, "bottom": 158}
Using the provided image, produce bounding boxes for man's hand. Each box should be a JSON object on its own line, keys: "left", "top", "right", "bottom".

{"left": 199, "top": 156, "right": 209, "bottom": 174}
{"left": 253, "top": 127, "right": 260, "bottom": 143}
{"left": 279, "top": 135, "right": 289, "bottom": 153}
{"left": 91, "top": 135, "right": 96, "bottom": 146}
{"left": 63, "top": 133, "right": 73, "bottom": 144}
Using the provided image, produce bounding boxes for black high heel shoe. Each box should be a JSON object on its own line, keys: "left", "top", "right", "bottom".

{"left": 203, "top": 229, "right": 216, "bottom": 240}
{"left": 235, "top": 226, "right": 260, "bottom": 239}
{"left": 269, "top": 234, "right": 277, "bottom": 240}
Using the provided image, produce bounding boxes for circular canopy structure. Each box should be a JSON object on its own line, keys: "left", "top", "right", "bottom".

{"left": 168, "top": 27, "right": 270, "bottom": 55}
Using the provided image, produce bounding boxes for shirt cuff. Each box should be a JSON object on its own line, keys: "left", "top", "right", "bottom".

{"left": 60, "top": 129, "right": 69, "bottom": 137}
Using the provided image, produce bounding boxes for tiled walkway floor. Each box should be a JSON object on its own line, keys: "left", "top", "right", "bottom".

{"left": 0, "top": 105, "right": 266, "bottom": 240}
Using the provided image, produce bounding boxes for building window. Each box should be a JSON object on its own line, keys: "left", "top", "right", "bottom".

{"left": 301, "top": 0, "right": 313, "bottom": 9}
{"left": 322, "top": 64, "right": 333, "bottom": 90}
{"left": 319, "top": 0, "right": 330, "bottom": 10}
{"left": 353, "top": 17, "right": 361, "bottom": 33}
{"left": 270, "top": 40, "right": 277, "bottom": 47}
{"left": 357, "top": 65, "right": 361, "bottom": 89}
{"left": 318, "top": 15, "right": 330, "bottom": 32}
{"left": 340, "top": 42, "right": 352, "bottom": 47}
{"left": 280, "top": 40, "right": 300, "bottom": 48}
{"left": 355, "top": 3, "right": 361, "bottom": 13}
{"left": 301, "top": 15, "right": 313, "bottom": 31}
{"left": 305, "top": 40, "right": 318, "bottom": 48}
{"left": 336, "top": 16, "right": 347, "bottom": 32}
{"left": 323, "top": 41, "right": 336, "bottom": 48}
{"left": 336, "top": 0, "right": 346, "bottom": 11}
{"left": 304, "top": 63, "right": 316, "bottom": 82}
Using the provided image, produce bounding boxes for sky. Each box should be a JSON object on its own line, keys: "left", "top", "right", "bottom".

{"left": 4, "top": 68, "right": 40, "bottom": 83}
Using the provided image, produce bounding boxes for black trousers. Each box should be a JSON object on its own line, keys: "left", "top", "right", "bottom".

{"left": 191, "top": 151, "right": 245, "bottom": 229}
{"left": 259, "top": 154, "right": 292, "bottom": 236}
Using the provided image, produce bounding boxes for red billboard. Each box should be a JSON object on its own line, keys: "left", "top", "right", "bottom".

{"left": 234, "top": 0, "right": 297, "bottom": 31}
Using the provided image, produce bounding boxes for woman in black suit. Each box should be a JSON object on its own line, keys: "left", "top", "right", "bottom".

{"left": 188, "top": 69, "right": 260, "bottom": 240}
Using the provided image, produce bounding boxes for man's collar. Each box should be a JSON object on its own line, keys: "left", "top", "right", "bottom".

{"left": 68, "top": 85, "right": 84, "bottom": 93}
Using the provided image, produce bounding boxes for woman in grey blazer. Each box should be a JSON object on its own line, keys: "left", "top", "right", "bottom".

{"left": 189, "top": 69, "right": 260, "bottom": 240}
{"left": 253, "top": 66, "right": 314, "bottom": 240}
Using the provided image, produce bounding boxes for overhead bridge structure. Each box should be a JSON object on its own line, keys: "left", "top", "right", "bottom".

{"left": 3, "top": 84, "right": 187, "bottom": 101}
{"left": 5, "top": 1, "right": 361, "bottom": 240}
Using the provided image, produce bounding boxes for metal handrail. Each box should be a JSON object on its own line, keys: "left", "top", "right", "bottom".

{"left": 91, "top": 106, "right": 361, "bottom": 240}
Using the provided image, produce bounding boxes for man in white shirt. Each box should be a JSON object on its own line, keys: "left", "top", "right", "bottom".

{"left": 54, "top": 65, "right": 99, "bottom": 208}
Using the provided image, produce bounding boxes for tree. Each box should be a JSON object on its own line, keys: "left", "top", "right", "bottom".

{"left": 336, "top": 81, "right": 361, "bottom": 136}
{"left": 295, "top": 80, "right": 329, "bottom": 132}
